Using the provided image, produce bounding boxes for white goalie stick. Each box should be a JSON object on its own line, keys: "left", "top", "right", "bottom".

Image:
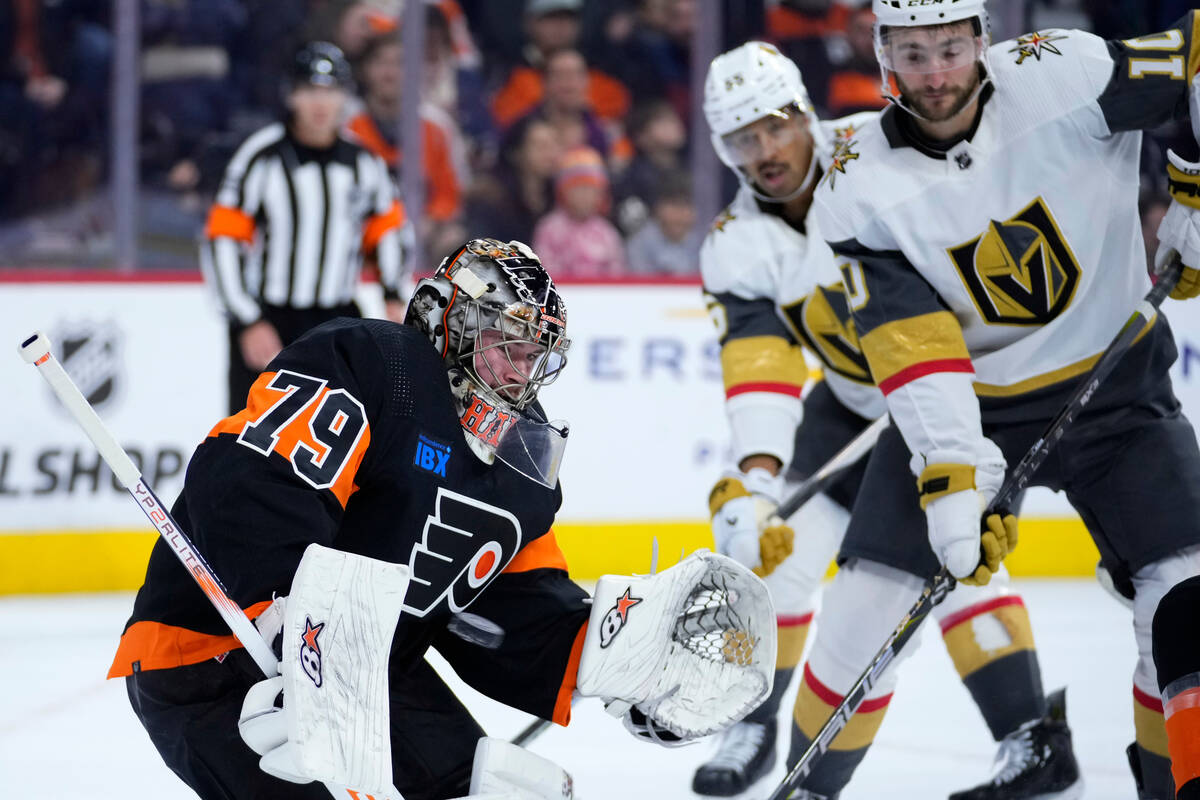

{"left": 765, "top": 259, "right": 1185, "bottom": 800}
{"left": 17, "top": 331, "right": 400, "bottom": 800}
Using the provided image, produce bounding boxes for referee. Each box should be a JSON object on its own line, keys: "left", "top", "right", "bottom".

{"left": 201, "top": 41, "right": 409, "bottom": 414}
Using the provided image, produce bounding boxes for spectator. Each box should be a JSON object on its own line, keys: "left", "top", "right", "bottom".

{"left": 345, "top": 36, "right": 463, "bottom": 231}
{"left": 489, "top": 0, "right": 630, "bottom": 129}
{"left": 508, "top": 48, "right": 631, "bottom": 169}
{"left": 825, "top": 6, "right": 886, "bottom": 117}
{"left": 613, "top": 99, "right": 687, "bottom": 234}
{"left": 626, "top": 171, "right": 701, "bottom": 275}
{"left": 765, "top": 0, "right": 853, "bottom": 113}
{"left": 533, "top": 145, "right": 626, "bottom": 277}
{"left": 465, "top": 116, "right": 562, "bottom": 244}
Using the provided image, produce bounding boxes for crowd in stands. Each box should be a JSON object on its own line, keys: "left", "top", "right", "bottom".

{"left": 0, "top": 0, "right": 1186, "bottom": 274}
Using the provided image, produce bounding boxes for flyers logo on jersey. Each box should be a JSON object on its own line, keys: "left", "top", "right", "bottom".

{"left": 786, "top": 285, "right": 872, "bottom": 384}
{"left": 403, "top": 488, "right": 523, "bottom": 617}
{"left": 948, "top": 197, "right": 1081, "bottom": 326}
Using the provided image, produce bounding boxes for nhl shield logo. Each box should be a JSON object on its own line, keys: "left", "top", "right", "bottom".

{"left": 53, "top": 321, "right": 122, "bottom": 410}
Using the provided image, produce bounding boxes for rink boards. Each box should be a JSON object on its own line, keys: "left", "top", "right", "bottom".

{"left": 2, "top": 275, "right": 1199, "bottom": 593}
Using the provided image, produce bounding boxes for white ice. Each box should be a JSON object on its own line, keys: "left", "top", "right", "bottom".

{"left": 0, "top": 580, "right": 1141, "bottom": 799}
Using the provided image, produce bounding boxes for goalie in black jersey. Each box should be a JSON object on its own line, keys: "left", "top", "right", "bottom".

{"left": 109, "top": 238, "right": 779, "bottom": 800}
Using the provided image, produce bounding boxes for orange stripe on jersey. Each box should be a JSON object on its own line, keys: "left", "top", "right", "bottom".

{"left": 107, "top": 599, "right": 273, "bottom": 678}
{"left": 205, "top": 204, "right": 256, "bottom": 243}
{"left": 860, "top": 311, "right": 972, "bottom": 393}
{"left": 553, "top": 622, "right": 588, "bottom": 726}
{"left": 503, "top": 530, "right": 569, "bottom": 574}
{"left": 363, "top": 200, "right": 405, "bottom": 254}
{"left": 720, "top": 336, "right": 808, "bottom": 396}
{"left": 207, "top": 372, "right": 372, "bottom": 508}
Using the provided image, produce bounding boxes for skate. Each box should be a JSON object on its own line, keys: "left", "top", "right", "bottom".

{"left": 692, "top": 719, "right": 777, "bottom": 797}
{"left": 948, "top": 689, "right": 1082, "bottom": 800}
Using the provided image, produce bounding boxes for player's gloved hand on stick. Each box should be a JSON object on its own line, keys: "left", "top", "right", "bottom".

{"left": 918, "top": 443, "right": 1017, "bottom": 586}
{"left": 708, "top": 467, "right": 794, "bottom": 577}
{"left": 1155, "top": 148, "right": 1200, "bottom": 299}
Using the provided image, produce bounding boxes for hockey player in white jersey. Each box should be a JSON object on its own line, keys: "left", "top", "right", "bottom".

{"left": 812, "top": 2, "right": 1200, "bottom": 798}
{"left": 696, "top": 41, "right": 1078, "bottom": 799}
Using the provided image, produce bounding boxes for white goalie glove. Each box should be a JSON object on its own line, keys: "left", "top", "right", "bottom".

{"left": 575, "top": 550, "right": 776, "bottom": 744}
{"left": 448, "top": 737, "right": 575, "bottom": 800}
{"left": 238, "top": 543, "right": 410, "bottom": 798}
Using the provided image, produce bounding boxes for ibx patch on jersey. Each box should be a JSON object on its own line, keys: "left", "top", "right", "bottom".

{"left": 299, "top": 616, "right": 325, "bottom": 687}
{"left": 414, "top": 433, "right": 451, "bottom": 477}
{"left": 598, "top": 588, "right": 642, "bottom": 649}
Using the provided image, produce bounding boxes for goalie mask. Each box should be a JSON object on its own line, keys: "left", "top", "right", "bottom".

{"left": 873, "top": 0, "right": 992, "bottom": 122}
{"left": 406, "top": 238, "right": 570, "bottom": 487}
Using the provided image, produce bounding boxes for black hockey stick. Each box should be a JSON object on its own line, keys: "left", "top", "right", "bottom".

{"left": 766, "top": 259, "right": 1184, "bottom": 800}
{"left": 774, "top": 414, "right": 889, "bottom": 521}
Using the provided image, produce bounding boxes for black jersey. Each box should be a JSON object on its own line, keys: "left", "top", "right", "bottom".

{"left": 110, "top": 318, "right": 590, "bottom": 723}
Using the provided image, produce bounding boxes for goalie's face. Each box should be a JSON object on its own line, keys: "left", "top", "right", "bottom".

{"left": 471, "top": 324, "right": 567, "bottom": 406}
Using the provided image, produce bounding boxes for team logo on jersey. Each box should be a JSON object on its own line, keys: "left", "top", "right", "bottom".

{"left": 709, "top": 207, "right": 736, "bottom": 235}
{"left": 299, "top": 616, "right": 325, "bottom": 687}
{"left": 598, "top": 588, "right": 642, "bottom": 648}
{"left": 403, "top": 487, "right": 523, "bottom": 617}
{"left": 53, "top": 320, "right": 122, "bottom": 412}
{"left": 414, "top": 433, "right": 451, "bottom": 477}
{"left": 1010, "top": 31, "right": 1067, "bottom": 64}
{"left": 948, "top": 197, "right": 1081, "bottom": 326}
{"left": 821, "top": 135, "right": 860, "bottom": 190}
{"left": 784, "top": 285, "right": 872, "bottom": 384}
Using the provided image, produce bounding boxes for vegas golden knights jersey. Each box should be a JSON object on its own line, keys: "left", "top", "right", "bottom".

{"left": 813, "top": 18, "right": 1200, "bottom": 461}
{"left": 109, "top": 319, "right": 589, "bottom": 725}
{"left": 701, "top": 113, "right": 886, "bottom": 469}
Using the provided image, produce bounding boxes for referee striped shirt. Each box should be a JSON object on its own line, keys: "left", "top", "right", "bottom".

{"left": 200, "top": 122, "right": 406, "bottom": 326}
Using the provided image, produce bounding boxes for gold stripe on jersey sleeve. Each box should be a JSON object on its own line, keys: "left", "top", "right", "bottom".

{"left": 859, "top": 311, "right": 970, "bottom": 387}
{"left": 720, "top": 336, "right": 808, "bottom": 393}
{"left": 973, "top": 315, "right": 1157, "bottom": 397}
{"left": 1190, "top": 12, "right": 1200, "bottom": 80}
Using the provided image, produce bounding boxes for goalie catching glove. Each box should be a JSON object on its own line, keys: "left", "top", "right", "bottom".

{"left": 708, "top": 467, "right": 794, "bottom": 577}
{"left": 575, "top": 550, "right": 776, "bottom": 743}
{"left": 1155, "top": 148, "right": 1200, "bottom": 299}
{"left": 917, "top": 441, "right": 1017, "bottom": 587}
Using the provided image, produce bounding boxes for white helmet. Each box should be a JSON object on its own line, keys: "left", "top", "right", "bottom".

{"left": 702, "top": 41, "right": 826, "bottom": 202}
{"left": 872, "top": 0, "right": 992, "bottom": 116}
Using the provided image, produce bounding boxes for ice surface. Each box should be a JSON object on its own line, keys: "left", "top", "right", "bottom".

{"left": 0, "top": 580, "right": 1140, "bottom": 798}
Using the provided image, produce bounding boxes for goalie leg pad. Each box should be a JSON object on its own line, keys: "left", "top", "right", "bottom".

{"left": 446, "top": 737, "right": 574, "bottom": 799}
{"left": 575, "top": 550, "right": 777, "bottom": 740}
{"left": 238, "top": 543, "right": 410, "bottom": 795}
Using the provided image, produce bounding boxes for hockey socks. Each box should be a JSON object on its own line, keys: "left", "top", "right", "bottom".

{"left": 939, "top": 596, "right": 1046, "bottom": 740}
{"left": 786, "top": 663, "right": 891, "bottom": 797}
{"left": 1153, "top": 575, "right": 1200, "bottom": 799}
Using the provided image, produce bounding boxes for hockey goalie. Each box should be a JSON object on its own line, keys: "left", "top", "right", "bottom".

{"left": 104, "top": 238, "right": 777, "bottom": 799}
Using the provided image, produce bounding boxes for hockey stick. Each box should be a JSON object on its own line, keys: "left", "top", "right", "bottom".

{"left": 17, "top": 331, "right": 280, "bottom": 678}
{"left": 774, "top": 414, "right": 889, "bottom": 521}
{"left": 766, "top": 260, "right": 1184, "bottom": 800}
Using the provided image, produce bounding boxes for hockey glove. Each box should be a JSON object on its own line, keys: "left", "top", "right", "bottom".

{"left": 919, "top": 450, "right": 1017, "bottom": 587}
{"left": 708, "top": 468, "right": 794, "bottom": 578}
{"left": 1155, "top": 149, "right": 1200, "bottom": 299}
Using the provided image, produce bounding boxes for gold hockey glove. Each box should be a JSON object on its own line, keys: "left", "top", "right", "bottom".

{"left": 709, "top": 471, "right": 794, "bottom": 578}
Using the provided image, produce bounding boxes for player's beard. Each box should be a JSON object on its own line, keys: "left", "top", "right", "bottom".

{"left": 899, "top": 68, "right": 981, "bottom": 123}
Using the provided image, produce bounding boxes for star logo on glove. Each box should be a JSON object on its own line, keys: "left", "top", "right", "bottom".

{"left": 615, "top": 588, "right": 641, "bottom": 623}
{"left": 302, "top": 617, "right": 325, "bottom": 655}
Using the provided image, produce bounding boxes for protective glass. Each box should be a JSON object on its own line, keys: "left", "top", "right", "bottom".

{"left": 878, "top": 25, "right": 984, "bottom": 75}
{"left": 719, "top": 106, "right": 806, "bottom": 167}
{"left": 493, "top": 414, "right": 569, "bottom": 489}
